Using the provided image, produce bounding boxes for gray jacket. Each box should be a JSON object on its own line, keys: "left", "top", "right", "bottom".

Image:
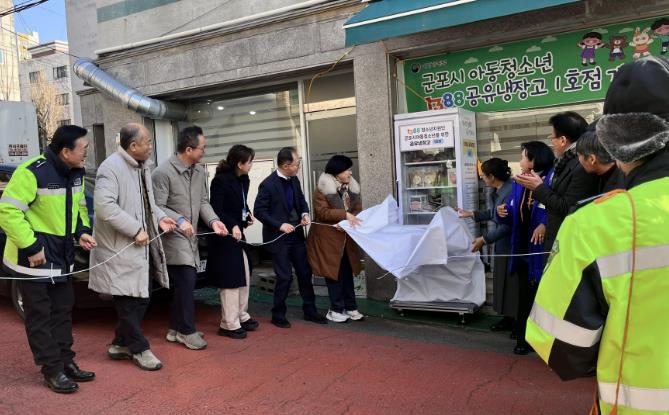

{"left": 151, "top": 155, "right": 219, "bottom": 268}
{"left": 473, "top": 180, "right": 512, "bottom": 255}
{"left": 89, "top": 148, "right": 169, "bottom": 298}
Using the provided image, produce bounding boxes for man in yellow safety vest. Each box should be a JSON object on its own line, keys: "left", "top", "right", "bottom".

{"left": 526, "top": 56, "right": 669, "bottom": 414}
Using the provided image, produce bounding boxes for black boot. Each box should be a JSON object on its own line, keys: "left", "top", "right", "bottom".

{"left": 64, "top": 362, "right": 96, "bottom": 382}
{"left": 218, "top": 327, "right": 247, "bottom": 339}
{"left": 241, "top": 319, "right": 260, "bottom": 331}
{"left": 490, "top": 316, "right": 514, "bottom": 331}
{"left": 44, "top": 372, "right": 78, "bottom": 394}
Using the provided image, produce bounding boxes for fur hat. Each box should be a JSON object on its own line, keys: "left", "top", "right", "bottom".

{"left": 324, "top": 155, "right": 353, "bottom": 176}
{"left": 597, "top": 56, "right": 669, "bottom": 163}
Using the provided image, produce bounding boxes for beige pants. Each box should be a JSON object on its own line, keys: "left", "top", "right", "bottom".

{"left": 218, "top": 251, "right": 251, "bottom": 330}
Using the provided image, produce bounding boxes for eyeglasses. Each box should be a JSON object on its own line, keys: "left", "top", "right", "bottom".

{"left": 547, "top": 134, "right": 563, "bottom": 141}
{"left": 287, "top": 158, "right": 302, "bottom": 167}
{"left": 190, "top": 145, "right": 206, "bottom": 152}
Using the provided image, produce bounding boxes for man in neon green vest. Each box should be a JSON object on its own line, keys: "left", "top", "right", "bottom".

{"left": 527, "top": 56, "right": 669, "bottom": 414}
{"left": 0, "top": 125, "right": 97, "bottom": 394}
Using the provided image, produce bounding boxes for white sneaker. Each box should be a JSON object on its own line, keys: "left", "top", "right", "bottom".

{"left": 166, "top": 329, "right": 204, "bottom": 342}
{"left": 326, "top": 309, "right": 349, "bottom": 323}
{"left": 132, "top": 349, "right": 163, "bottom": 371}
{"left": 345, "top": 310, "right": 364, "bottom": 321}
{"left": 107, "top": 344, "right": 131, "bottom": 360}
{"left": 176, "top": 331, "right": 208, "bottom": 350}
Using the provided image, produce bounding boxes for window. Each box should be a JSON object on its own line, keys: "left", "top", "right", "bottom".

{"left": 29, "top": 71, "right": 42, "bottom": 84}
{"left": 186, "top": 87, "right": 301, "bottom": 163}
{"left": 0, "top": 50, "right": 4, "bottom": 65}
{"left": 475, "top": 102, "right": 603, "bottom": 174}
{"left": 58, "top": 119, "right": 71, "bottom": 126}
{"left": 53, "top": 66, "right": 68, "bottom": 79}
{"left": 56, "top": 93, "right": 69, "bottom": 106}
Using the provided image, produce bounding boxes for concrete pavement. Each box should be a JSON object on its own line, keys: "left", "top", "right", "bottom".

{"left": 0, "top": 296, "right": 594, "bottom": 415}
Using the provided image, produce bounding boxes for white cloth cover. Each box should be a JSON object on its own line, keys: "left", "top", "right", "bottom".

{"left": 338, "top": 195, "right": 485, "bottom": 306}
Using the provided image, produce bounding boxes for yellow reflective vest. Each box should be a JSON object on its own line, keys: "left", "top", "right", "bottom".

{"left": 527, "top": 158, "right": 669, "bottom": 414}
{"left": 0, "top": 149, "right": 90, "bottom": 281}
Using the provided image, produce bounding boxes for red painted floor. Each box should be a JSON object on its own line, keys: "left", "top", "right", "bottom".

{"left": 0, "top": 299, "right": 594, "bottom": 415}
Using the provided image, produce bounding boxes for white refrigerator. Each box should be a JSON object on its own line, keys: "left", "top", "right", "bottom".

{"left": 394, "top": 108, "right": 479, "bottom": 235}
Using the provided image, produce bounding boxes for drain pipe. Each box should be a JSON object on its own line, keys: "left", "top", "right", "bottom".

{"left": 73, "top": 58, "right": 187, "bottom": 120}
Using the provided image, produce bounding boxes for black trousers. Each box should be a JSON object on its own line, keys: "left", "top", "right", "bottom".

{"left": 19, "top": 279, "right": 75, "bottom": 376}
{"left": 112, "top": 295, "right": 150, "bottom": 354}
{"left": 167, "top": 265, "right": 197, "bottom": 335}
{"left": 271, "top": 233, "right": 317, "bottom": 320}
{"left": 325, "top": 252, "right": 358, "bottom": 313}
{"left": 515, "top": 261, "right": 538, "bottom": 348}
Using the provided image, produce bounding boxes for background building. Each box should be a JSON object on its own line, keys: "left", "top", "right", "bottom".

{"left": 0, "top": 0, "right": 21, "bottom": 101}
{"left": 64, "top": 0, "right": 669, "bottom": 301}
{"left": 19, "top": 40, "right": 73, "bottom": 147}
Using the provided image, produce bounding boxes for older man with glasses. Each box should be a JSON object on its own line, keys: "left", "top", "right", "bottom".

{"left": 254, "top": 147, "right": 327, "bottom": 328}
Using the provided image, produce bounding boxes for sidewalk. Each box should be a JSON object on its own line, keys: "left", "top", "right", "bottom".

{"left": 0, "top": 293, "right": 594, "bottom": 415}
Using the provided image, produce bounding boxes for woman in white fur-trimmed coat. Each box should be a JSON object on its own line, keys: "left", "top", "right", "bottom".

{"left": 307, "top": 155, "right": 364, "bottom": 323}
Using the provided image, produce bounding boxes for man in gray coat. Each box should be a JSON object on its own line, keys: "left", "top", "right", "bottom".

{"left": 89, "top": 123, "right": 176, "bottom": 371}
{"left": 152, "top": 126, "right": 228, "bottom": 350}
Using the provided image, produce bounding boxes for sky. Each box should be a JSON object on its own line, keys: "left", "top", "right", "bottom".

{"left": 13, "top": 0, "right": 68, "bottom": 45}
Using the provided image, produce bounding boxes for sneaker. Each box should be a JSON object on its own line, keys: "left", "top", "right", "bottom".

{"left": 345, "top": 309, "right": 364, "bottom": 321}
{"left": 107, "top": 344, "right": 132, "bottom": 360}
{"left": 175, "top": 331, "right": 208, "bottom": 350}
{"left": 326, "top": 309, "right": 349, "bottom": 323}
{"left": 241, "top": 319, "right": 259, "bottom": 332}
{"left": 132, "top": 350, "right": 163, "bottom": 371}
{"left": 166, "top": 329, "right": 205, "bottom": 342}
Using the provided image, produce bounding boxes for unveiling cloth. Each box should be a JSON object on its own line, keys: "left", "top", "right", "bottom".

{"left": 337, "top": 196, "right": 485, "bottom": 305}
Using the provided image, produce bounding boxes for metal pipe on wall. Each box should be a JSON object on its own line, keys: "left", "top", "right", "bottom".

{"left": 73, "top": 58, "right": 187, "bottom": 120}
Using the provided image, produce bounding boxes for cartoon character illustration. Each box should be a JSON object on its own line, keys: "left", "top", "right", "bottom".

{"left": 604, "top": 35, "right": 628, "bottom": 61}
{"left": 629, "top": 27, "right": 654, "bottom": 59}
{"left": 577, "top": 32, "right": 605, "bottom": 66}
{"left": 651, "top": 18, "right": 669, "bottom": 55}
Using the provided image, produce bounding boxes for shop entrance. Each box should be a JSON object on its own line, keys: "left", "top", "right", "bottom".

{"left": 303, "top": 72, "right": 358, "bottom": 205}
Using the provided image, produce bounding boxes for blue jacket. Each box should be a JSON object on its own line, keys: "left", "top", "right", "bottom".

{"left": 498, "top": 169, "right": 552, "bottom": 283}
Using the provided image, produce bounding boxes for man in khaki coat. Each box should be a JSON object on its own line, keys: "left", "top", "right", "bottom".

{"left": 89, "top": 123, "right": 176, "bottom": 371}
{"left": 152, "top": 126, "right": 227, "bottom": 350}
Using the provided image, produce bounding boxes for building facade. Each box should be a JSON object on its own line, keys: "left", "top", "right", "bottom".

{"left": 65, "top": 0, "right": 669, "bottom": 300}
{"left": 0, "top": 0, "right": 21, "bottom": 102}
{"left": 19, "top": 40, "right": 74, "bottom": 143}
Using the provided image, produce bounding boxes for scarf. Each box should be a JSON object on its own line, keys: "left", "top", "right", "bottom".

{"left": 338, "top": 183, "right": 351, "bottom": 212}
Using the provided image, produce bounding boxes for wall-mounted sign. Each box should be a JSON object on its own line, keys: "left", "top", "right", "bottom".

{"left": 403, "top": 16, "right": 669, "bottom": 112}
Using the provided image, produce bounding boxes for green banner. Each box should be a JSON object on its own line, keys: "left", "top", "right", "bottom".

{"left": 403, "top": 17, "right": 669, "bottom": 113}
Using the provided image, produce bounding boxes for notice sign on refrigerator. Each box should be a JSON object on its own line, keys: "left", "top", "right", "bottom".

{"left": 399, "top": 119, "right": 455, "bottom": 152}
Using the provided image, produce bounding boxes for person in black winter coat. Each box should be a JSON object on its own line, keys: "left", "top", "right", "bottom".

{"left": 575, "top": 121, "right": 624, "bottom": 195}
{"left": 207, "top": 145, "right": 260, "bottom": 339}
{"left": 514, "top": 111, "right": 599, "bottom": 252}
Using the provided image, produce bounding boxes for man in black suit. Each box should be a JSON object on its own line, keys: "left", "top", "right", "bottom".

{"left": 254, "top": 147, "right": 327, "bottom": 328}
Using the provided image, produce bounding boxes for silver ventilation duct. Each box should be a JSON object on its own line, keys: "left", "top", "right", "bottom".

{"left": 73, "top": 58, "right": 187, "bottom": 120}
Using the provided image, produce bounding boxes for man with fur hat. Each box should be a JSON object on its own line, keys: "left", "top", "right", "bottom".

{"left": 526, "top": 56, "right": 669, "bottom": 414}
